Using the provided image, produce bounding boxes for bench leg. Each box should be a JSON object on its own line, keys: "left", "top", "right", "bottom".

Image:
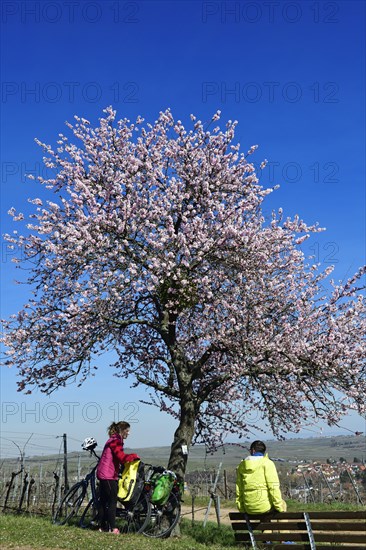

{"left": 244, "top": 514, "right": 258, "bottom": 550}
{"left": 303, "top": 512, "right": 317, "bottom": 550}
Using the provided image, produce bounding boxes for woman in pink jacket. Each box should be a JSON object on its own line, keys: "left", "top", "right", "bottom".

{"left": 97, "top": 421, "right": 139, "bottom": 533}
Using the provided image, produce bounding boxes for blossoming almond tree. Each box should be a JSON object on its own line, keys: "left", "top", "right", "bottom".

{"left": 2, "top": 108, "right": 365, "bottom": 479}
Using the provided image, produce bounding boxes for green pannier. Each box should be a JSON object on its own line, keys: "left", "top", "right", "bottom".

{"left": 150, "top": 469, "right": 176, "bottom": 505}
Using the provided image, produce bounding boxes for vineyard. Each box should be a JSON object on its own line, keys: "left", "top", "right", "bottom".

{"left": 1, "top": 437, "right": 365, "bottom": 516}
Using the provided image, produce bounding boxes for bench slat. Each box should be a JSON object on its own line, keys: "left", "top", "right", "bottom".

{"left": 230, "top": 512, "right": 304, "bottom": 520}
{"left": 234, "top": 533, "right": 309, "bottom": 542}
{"left": 232, "top": 521, "right": 306, "bottom": 531}
{"left": 307, "top": 511, "right": 366, "bottom": 519}
{"left": 234, "top": 535, "right": 366, "bottom": 550}
{"left": 252, "top": 534, "right": 366, "bottom": 543}
{"left": 311, "top": 534, "right": 366, "bottom": 543}
{"left": 307, "top": 521, "right": 366, "bottom": 531}
{"left": 232, "top": 520, "right": 365, "bottom": 532}
{"left": 229, "top": 510, "right": 366, "bottom": 521}
{"left": 233, "top": 523, "right": 365, "bottom": 533}
{"left": 273, "top": 546, "right": 366, "bottom": 550}
{"left": 232, "top": 524, "right": 307, "bottom": 531}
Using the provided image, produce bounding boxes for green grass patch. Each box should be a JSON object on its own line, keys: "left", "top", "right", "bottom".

{"left": 284, "top": 499, "right": 365, "bottom": 512}
{"left": 189, "top": 495, "right": 365, "bottom": 512}
{"left": 2, "top": 503, "right": 365, "bottom": 549}
{"left": 0, "top": 513, "right": 236, "bottom": 549}
{"left": 181, "top": 519, "right": 235, "bottom": 547}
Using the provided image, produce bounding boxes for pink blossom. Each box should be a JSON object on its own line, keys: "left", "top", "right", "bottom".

{"left": 1, "top": 108, "right": 365, "bottom": 478}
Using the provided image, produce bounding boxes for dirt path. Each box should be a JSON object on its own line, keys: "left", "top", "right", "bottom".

{"left": 181, "top": 504, "right": 235, "bottom": 525}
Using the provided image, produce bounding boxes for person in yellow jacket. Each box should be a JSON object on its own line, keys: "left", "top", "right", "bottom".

{"left": 236, "top": 440, "right": 286, "bottom": 514}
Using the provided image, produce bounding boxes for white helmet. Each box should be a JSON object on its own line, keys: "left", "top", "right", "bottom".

{"left": 82, "top": 437, "right": 97, "bottom": 451}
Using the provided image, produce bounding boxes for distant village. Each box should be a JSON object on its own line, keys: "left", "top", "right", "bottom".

{"left": 284, "top": 458, "right": 365, "bottom": 504}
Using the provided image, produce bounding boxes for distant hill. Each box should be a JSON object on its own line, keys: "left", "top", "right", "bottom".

{"left": 132, "top": 434, "right": 365, "bottom": 471}
{"left": 3, "top": 434, "right": 364, "bottom": 475}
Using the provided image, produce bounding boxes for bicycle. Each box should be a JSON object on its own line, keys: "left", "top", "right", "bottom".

{"left": 80, "top": 473, "right": 151, "bottom": 534}
{"left": 141, "top": 466, "right": 182, "bottom": 538}
{"left": 78, "top": 460, "right": 182, "bottom": 538}
{"left": 53, "top": 438, "right": 152, "bottom": 534}
{"left": 53, "top": 438, "right": 99, "bottom": 526}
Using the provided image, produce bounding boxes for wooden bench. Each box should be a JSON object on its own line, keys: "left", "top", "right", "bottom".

{"left": 229, "top": 510, "right": 366, "bottom": 550}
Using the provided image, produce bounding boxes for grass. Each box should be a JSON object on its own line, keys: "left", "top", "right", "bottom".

{"left": 0, "top": 514, "right": 236, "bottom": 550}
{"left": 1, "top": 502, "right": 365, "bottom": 549}
{"left": 284, "top": 499, "right": 364, "bottom": 512}
{"left": 189, "top": 495, "right": 363, "bottom": 512}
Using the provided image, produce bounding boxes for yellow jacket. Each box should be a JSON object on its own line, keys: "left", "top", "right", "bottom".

{"left": 235, "top": 454, "right": 285, "bottom": 514}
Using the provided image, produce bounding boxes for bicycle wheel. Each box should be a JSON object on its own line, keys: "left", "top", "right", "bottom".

{"left": 79, "top": 497, "right": 99, "bottom": 529}
{"left": 79, "top": 481, "right": 100, "bottom": 529}
{"left": 116, "top": 491, "right": 151, "bottom": 534}
{"left": 53, "top": 482, "right": 86, "bottom": 525}
{"left": 142, "top": 491, "right": 181, "bottom": 538}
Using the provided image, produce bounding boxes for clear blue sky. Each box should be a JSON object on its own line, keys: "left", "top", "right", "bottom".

{"left": 1, "top": 1, "right": 365, "bottom": 458}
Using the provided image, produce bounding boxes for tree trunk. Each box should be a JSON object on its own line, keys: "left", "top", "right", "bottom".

{"left": 167, "top": 389, "right": 197, "bottom": 481}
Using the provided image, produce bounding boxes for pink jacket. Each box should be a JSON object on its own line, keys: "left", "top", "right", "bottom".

{"left": 96, "top": 434, "right": 139, "bottom": 480}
